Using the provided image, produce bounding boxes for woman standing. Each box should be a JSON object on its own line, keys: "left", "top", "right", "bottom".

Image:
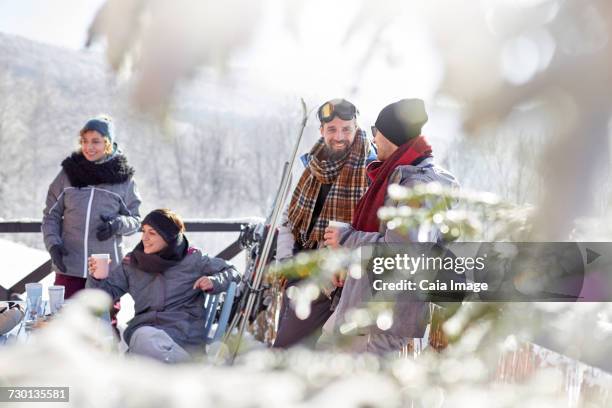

{"left": 87, "top": 209, "right": 241, "bottom": 363}
{"left": 42, "top": 115, "right": 141, "bottom": 299}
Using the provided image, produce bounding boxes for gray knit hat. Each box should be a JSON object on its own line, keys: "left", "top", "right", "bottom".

{"left": 81, "top": 115, "right": 115, "bottom": 145}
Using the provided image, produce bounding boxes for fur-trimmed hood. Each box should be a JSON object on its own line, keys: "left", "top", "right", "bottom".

{"left": 61, "top": 152, "right": 135, "bottom": 188}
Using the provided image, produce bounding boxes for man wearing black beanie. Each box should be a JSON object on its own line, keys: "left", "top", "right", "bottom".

{"left": 321, "top": 98, "right": 460, "bottom": 354}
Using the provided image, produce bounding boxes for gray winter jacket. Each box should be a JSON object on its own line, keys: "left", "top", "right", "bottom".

{"left": 42, "top": 168, "right": 141, "bottom": 278}
{"left": 329, "top": 158, "right": 459, "bottom": 347}
{"left": 86, "top": 248, "right": 240, "bottom": 351}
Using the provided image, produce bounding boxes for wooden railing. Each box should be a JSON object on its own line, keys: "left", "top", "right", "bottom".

{"left": 0, "top": 218, "right": 263, "bottom": 300}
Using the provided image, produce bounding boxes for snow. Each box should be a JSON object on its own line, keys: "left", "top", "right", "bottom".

{"left": 0, "top": 238, "right": 51, "bottom": 293}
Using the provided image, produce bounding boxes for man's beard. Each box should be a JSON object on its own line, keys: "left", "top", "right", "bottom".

{"left": 323, "top": 141, "right": 351, "bottom": 161}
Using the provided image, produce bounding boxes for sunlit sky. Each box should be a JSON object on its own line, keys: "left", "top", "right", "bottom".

{"left": 0, "top": 0, "right": 458, "bottom": 151}
{"left": 241, "top": 0, "right": 442, "bottom": 118}
{"left": 0, "top": 0, "right": 105, "bottom": 49}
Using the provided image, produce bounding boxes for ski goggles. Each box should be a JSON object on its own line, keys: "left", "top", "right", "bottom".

{"left": 317, "top": 99, "right": 359, "bottom": 123}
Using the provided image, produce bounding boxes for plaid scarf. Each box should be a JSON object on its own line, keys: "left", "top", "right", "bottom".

{"left": 287, "top": 130, "right": 370, "bottom": 249}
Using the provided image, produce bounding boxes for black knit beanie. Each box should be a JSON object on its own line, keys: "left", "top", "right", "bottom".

{"left": 374, "top": 99, "right": 428, "bottom": 146}
{"left": 142, "top": 210, "right": 182, "bottom": 244}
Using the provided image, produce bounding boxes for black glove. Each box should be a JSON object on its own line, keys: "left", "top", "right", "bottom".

{"left": 49, "top": 244, "right": 68, "bottom": 273}
{"left": 96, "top": 215, "right": 121, "bottom": 241}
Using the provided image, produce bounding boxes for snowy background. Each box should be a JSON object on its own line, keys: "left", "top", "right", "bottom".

{"left": 1, "top": 1, "right": 612, "bottom": 406}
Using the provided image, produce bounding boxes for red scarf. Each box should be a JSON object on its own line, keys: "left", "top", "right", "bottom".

{"left": 351, "top": 136, "right": 432, "bottom": 232}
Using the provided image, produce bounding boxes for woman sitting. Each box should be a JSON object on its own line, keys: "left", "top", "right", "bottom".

{"left": 87, "top": 208, "right": 240, "bottom": 363}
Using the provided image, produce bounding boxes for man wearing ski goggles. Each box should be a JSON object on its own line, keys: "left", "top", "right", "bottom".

{"left": 273, "top": 98, "right": 375, "bottom": 349}
{"left": 316, "top": 99, "right": 361, "bottom": 161}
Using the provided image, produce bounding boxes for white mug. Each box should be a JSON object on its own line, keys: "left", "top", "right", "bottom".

{"left": 48, "top": 285, "right": 65, "bottom": 314}
{"left": 328, "top": 220, "right": 351, "bottom": 229}
{"left": 91, "top": 254, "right": 110, "bottom": 279}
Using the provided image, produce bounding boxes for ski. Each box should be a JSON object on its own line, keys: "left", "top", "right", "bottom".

{"left": 220, "top": 98, "right": 310, "bottom": 363}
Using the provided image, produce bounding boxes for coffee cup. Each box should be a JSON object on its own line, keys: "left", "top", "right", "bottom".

{"left": 328, "top": 220, "right": 351, "bottom": 230}
{"left": 25, "top": 282, "right": 43, "bottom": 321}
{"left": 48, "top": 285, "right": 65, "bottom": 314}
{"left": 91, "top": 254, "right": 110, "bottom": 279}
